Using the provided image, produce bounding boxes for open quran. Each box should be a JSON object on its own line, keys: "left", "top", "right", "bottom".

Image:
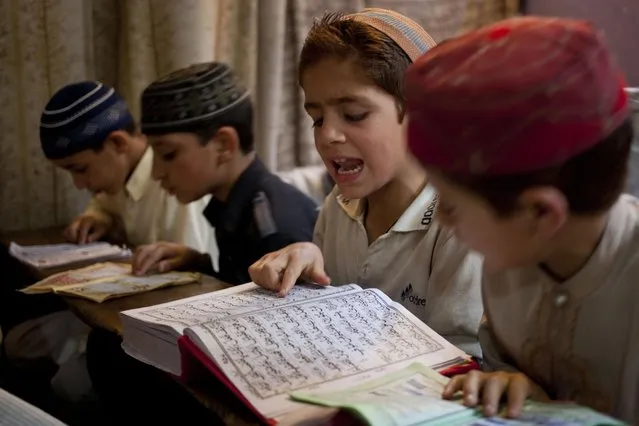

{"left": 21, "top": 262, "right": 200, "bottom": 303}
{"left": 120, "top": 283, "right": 473, "bottom": 423}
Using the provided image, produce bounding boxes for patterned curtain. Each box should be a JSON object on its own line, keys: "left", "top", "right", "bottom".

{"left": 0, "top": 0, "right": 518, "bottom": 232}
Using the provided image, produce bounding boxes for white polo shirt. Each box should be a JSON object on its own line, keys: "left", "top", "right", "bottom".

{"left": 84, "top": 148, "right": 218, "bottom": 263}
{"left": 314, "top": 186, "right": 483, "bottom": 357}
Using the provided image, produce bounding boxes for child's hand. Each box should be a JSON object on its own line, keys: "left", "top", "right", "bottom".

{"left": 249, "top": 242, "right": 330, "bottom": 297}
{"left": 132, "top": 242, "right": 202, "bottom": 275}
{"left": 442, "top": 370, "right": 549, "bottom": 418}
{"left": 64, "top": 214, "right": 110, "bottom": 244}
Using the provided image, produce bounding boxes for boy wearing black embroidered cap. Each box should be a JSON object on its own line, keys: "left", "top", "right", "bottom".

{"left": 132, "top": 62, "right": 318, "bottom": 285}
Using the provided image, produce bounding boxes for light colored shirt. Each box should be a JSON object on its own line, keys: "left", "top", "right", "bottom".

{"left": 480, "top": 194, "right": 639, "bottom": 424}
{"left": 83, "top": 148, "right": 218, "bottom": 261}
{"left": 314, "top": 186, "right": 484, "bottom": 357}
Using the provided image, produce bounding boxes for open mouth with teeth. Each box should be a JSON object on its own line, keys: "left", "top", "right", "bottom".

{"left": 333, "top": 157, "right": 364, "bottom": 175}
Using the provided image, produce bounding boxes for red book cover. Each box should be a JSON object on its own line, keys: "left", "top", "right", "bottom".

{"left": 177, "top": 335, "right": 276, "bottom": 425}
{"left": 177, "top": 335, "right": 479, "bottom": 425}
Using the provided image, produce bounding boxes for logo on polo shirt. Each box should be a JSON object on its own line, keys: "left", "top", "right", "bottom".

{"left": 421, "top": 198, "right": 437, "bottom": 227}
{"left": 400, "top": 284, "right": 426, "bottom": 307}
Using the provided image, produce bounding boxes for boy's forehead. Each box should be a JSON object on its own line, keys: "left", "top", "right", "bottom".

{"left": 303, "top": 59, "right": 372, "bottom": 91}
{"left": 302, "top": 60, "right": 384, "bottom": 106}
{"left": 148, "top": 133, "right": 194, "bottom": 147}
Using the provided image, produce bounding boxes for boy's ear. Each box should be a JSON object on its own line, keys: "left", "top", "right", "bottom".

{"left": 213, "top": 126, "right": 241, "bottom": 163}
{"left": 518, "top": 187, "right": 568, "bottom": 236}
{"left": 105, "top": 130, "right": 130, "bottom": 154}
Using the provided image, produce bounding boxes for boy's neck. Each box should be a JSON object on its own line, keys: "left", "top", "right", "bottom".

{"left": 212, "top": 152, "right": 256, "bottom": 203}
{"left": 541, "top": 212, "right": 609, "bottom": 281}
{"left": 125, "top": 135, "right": 148, "bottom": 181}
{"left": 364, "top": 157, "right": 427, "bottom": 244}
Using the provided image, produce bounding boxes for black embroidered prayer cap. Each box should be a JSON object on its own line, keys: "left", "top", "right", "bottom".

{"left": 140, "top": 62, "right": 250, "bottom": 135}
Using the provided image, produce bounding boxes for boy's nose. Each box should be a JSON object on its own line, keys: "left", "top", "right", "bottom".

{"left": 318, "top": 121, "right": 346, "bottom": 145}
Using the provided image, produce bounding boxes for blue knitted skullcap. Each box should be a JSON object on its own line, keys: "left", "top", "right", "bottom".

{"left": 39, "top": 81, "right": 134, "bottom": 159}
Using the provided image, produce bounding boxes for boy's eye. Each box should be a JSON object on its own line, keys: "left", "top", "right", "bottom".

{"left": 71, "top": 167, "right": 87, "bottom": 174}
{"left": 344, "top": 112, "right": 369, "bottom": 122}
{"left": 162, "top": 151, "right": 177, "bottom": 161}
{"left": 311, "top": 117, "right": 323, "bottom": 128}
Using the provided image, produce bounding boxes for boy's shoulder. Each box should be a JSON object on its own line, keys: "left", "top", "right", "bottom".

{"left": 253, "top": 170, "right": 319, "bottom": 229}
{"left": 258, "top": 171, "right": 318, "bottom": 209}
{"left": 609, "top": 194, "right": 639, "bottom": 266}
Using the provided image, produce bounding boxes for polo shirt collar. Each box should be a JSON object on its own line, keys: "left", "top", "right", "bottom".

{"left": 336, "top": 184, "right": 437, "bottom": 233}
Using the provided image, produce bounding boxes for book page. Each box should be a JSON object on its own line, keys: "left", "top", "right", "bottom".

{"left": 9, "top": 242, "right": 130, "bottom": 269}
{"left": 0, "top": 387, "right": 67, "bottom": 426}
{"left": 185, "top": 288, "right": 467, "bottom": 419}
{"left": 291, "top": 363, "right": 626, "bottom": 426}
{"left": 291, "top": 362, "right": 468, "bottom": 426}
{"left": 122, "top": 283, "right": 361, "bottom": 333}
{"left": 21, "top": 263, "right": 132, "bottom": 294}
{"left": 56, "top": 271, "right": 200, "bottom": 303}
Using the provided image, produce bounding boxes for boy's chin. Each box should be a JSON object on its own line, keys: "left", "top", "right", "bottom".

{"left": 482, "top": 256, "right": 531, "bottom": 274}
{"left": 174, "top": 192, "right": 198, "bottom": 204}
{"left": 335, "top": 183, "right": 371, "bottom": 201}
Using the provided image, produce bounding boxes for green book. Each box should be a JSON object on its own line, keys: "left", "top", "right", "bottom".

{"left": 290, "top": 363, "right": 625, "bottom": 426}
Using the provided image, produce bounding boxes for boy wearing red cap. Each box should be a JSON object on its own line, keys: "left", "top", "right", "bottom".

{"left": 406, "top": 17, "right": 637, "bottom": 423}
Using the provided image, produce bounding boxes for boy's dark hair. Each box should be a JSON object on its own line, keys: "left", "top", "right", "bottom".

{"left": 298, "top": 12, "right": 411, "bottom": 120}
{"left": 90, "top": 120, "right": 139, "bottom": 153}
{"left": 143, "top": 99, "right": 254, "bottom": 154}
{"left": 189, "top": 100, "right": 254, "bottom": 154}
{"left": 448, "top": 119, "right": 634, "bottom": 216}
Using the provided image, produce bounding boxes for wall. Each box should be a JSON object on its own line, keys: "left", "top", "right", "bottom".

{"left": 524, "top": 0, "right": 639, "bottom": 86}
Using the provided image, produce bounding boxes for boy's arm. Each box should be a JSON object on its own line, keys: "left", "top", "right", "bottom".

{"left": 81, "top": 194, "right": 116, "bottom": 229}
{"left": 65, "top": 194, "right": 123, "bottom": 243}
{"left": 158, "top": 195, "right": 219, "bottom": 271}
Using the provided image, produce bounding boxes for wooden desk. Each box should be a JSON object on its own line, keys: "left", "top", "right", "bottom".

{"left": 0, "top": 228, "right": 341, "bottom": 426}
{"left": 66, "top": 276, "right": 228, "bottom": 334}
{"left": 0, "top": 228, "right": 264, "bottom": 426}
{"left": 0, "top": 228, "right": 231, "bottom": 334}
{"left": 0, "top": 226, "right": 67, "bottom": 246}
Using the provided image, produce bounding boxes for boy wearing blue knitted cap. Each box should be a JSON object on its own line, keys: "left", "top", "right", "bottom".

{"left": 1, "top": 81, "right": 217, "bottom": 403}
{"left": 39, "top": 81, "right": 216, "bottom": 253}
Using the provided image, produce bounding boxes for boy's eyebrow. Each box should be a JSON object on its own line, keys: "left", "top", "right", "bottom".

{"left": 304, "top": 96, "right": 363, "bottom": 110}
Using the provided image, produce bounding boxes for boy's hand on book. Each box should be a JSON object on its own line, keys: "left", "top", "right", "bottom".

{"left": 249, "top": 242, "right": 331, "bottom": 297}
{"left": 132, "top": 242, "right": 202, "bottom": 275}
{"left": 64, "top": 215, "right": 110, "bottom": 244}
{"left": 442, "top": 370, "right": 549, "bottom": 418}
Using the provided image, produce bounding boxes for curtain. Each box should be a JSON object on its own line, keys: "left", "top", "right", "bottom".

{"left": 0, "top": 0, "right": 518, "bottom": 232}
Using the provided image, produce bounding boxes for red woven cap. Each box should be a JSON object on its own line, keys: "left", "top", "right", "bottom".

{"left": 406, "top": 16, "right": 629, "bottom": 176}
